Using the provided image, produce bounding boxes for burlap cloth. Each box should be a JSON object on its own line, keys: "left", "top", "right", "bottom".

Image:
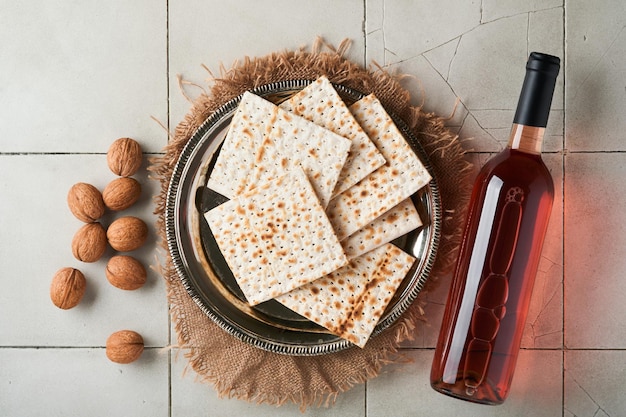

{"left": 151, "top": 38, "right": 472, "bottom": 409}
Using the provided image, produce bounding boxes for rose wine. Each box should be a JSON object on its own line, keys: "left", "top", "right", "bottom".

{"left": 430, "top": 52, "right": 560, "bottom": 405}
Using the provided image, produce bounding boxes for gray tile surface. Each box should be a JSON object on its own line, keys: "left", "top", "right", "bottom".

{"left": 367, "top": 349, "right": 562, "bottom": 417}
{"left": 0, "top": 348, "right": 169, "bottom": 416}
{"left": 0, "top": 0, "right": 168, "bottom": 153}
{"left": 566, "top": 0, "right": 626, "bottom": 151}
{"left": 565, "top": 350, "right": 626, "bottom": 417}
{"left": 0, "top": 154, "right": 167, "bottom": 347}
{"left": 1, "top": 0, "right": 624, "bottom": 415}
{"left": 564, "top": 153, "right": 626, "bottom": 349}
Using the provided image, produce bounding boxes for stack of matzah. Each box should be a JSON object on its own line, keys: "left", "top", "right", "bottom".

{"left": 204, "top": 77, "right": 432, "bottom": 348}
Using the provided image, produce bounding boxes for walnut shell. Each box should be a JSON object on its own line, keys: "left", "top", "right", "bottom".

{"left": 102, "top": 177, "right": 141, "bottom": 211}
{"left": 67, "top": 182, "right": 105, "bottom": 223}
{"left": 107, "top": 138, "right": 142, "bottom": 177}
{"left": 50, "top": 267, "right": 86, "bottom": 310}
{"left": 106, "top": 216, "right": 148, "bottom": 252}
{"left": 106, "top": 330, "right": 144, "bottom": 364}
{"left": 106, "top": 255, "right": 147, "bottom": 290}
{"left": 72, "top": 222, "right": 107, "bottom": 263}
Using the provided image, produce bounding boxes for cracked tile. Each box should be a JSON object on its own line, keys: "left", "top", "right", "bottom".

{"left": 446, "top": 11, "right": 563, "bottom": 151}
{"left": 457, "top": 112, "right": 503, "bottom": 151}
{"left": 565, "top": 373, "right": 602, "bottom": 417}
{"left": 528, "top": 7, "right": 565, "bottom": 110}
{"left": 367, "top": 2, "right": 563, "bottom": 152}
{"left": 384, "top": 55, "right": 468, "bottom": 128}
{"left": 365, "top": 0, "right": 385, "bottom": 64}
{"left": 481, "top": 0, "right": 562, "bottom": 23}
{"left": 368, "top": 349, "right": 562, "bottom": 416}
{"left": 565, "top": 350, "right": 626, "bottom": 417}
{"left": 448, "top": 13, "right": 529, "bottom": 111}
{"left": 456, "top": 109, "right": 562, "bottom": 152}
{"left": 566, "top": 0, "right": 626, "bottom": 151}
{"left": 522, "top": 153, "right": 563, "bottom": 349}
{"left": 365, "top": 0, "right": 481, "bottom": 65}
{"left": 470, "top": 109, "right": 516, "bottom": 129}
{"left": 423, "top": 37, "right": 462, "bottom": 82}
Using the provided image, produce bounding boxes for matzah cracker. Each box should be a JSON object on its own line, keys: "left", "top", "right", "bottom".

{"left": 204, "top": 167, "right": 348, "bottom": 306}
{"left": 280, "top": 76, "right": 386, "bottom": 196}
{"left": 207, "top": 91, "right": 351, "bottom": 207}
{"left": 326, "top": 94, "right": 432, "bottom": 240}
{"left": 342, "top": 198, "right": 422, "bottom": 260}
{"left": 275, "top": 243, "right": 416, "bottom": 348}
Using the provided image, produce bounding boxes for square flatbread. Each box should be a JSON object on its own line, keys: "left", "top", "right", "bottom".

{"left": 204, "top": 167, "right": 348, "bottom": 306}
{"left": 341, "top": 198, "right": 422, "bottom": 260}
{"left": 326, "top": 94, "right": 432, "bottom": 240}
{"left": 275, "top": 243, "right": 416, "bottom": 348}
{"left": 279, "top": 76, "right": 386, "bottom": 196}
{"left": 207, "top": 91, "right": 351, "bottom": 207}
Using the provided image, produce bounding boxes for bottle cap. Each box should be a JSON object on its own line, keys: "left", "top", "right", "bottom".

{"left": 513, "top": 52, "right": 561, "bottom": 128}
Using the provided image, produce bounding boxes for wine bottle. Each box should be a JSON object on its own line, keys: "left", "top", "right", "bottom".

{"left": 430, "top": 52, "right": 560, "bottom": 405}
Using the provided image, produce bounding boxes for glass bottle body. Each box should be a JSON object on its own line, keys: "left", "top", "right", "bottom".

{"left": 430, "top": 147, "right": 554, "bottom": 405}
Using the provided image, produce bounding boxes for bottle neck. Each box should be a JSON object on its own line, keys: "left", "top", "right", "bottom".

{"left": 508, "top": 52, "right": 559, "bottom": 156}
{"left": 507, "top": 123, "right": 545, "bottom": 155}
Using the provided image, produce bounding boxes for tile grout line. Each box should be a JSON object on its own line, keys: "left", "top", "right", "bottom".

{"left": 363, "top": 4, "right": 368, "bottom": 416}
{"left": 364, "top": 380, "right": 368, "bottom": 417}
{"left": 561, "top": 2, "right": 567, "bottom": 416}
{"left": 166, "top": 0, "right": 171, "bottom": 146}
{"left": 165, "top": 0, "right": 172, "bottom": 416}
{"left": 6, "top": 345, "right": 624, "bottom": 351}
{"left": 0, "top": 152, "right": 167, "bottom": 156}
{"left": 560, "top": 174, "right": 564, "bottom": 395}
{"left": 4, "top": 149, "right": 626, "bottom": 156}
{"left": 0, "top": 346, "right": 170, "bottom": 349}
{"left": 465, "top": 150, "right": 626, "bottom": 155}
{"left": 362, "top": 0, "right": 367, "bottom": 67}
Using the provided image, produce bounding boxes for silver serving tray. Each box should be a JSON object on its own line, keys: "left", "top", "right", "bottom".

{"left": 165, "top": 80, "right": 441, "bottom": 356}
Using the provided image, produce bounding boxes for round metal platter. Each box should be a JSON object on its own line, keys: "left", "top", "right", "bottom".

{"left": 165, "top": 79, "right": 442, "bottom": 356}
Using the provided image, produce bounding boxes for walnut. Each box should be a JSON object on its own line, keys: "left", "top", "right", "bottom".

{"left": 50, "top": 267, "right": 86, "bottom": 310}
{"left": 106, "top": 330, "right": 144, "bottom": 364}
{"left": 105, "top": 255, "right": 147, "bottom": 290}
{"left": 106, "top": 216, "right": 148, "bottom": 252}
{"left": 67, "top": 182, "right": 105, "bottom": 223}
{"left": 107, "top": 138, "right": 143, "bottom": 177}
{"left": 102, "top": 177, "right": 141, "bottom": 211}
{"left": 71, "top": 222, "right": 107, "bottom": 263}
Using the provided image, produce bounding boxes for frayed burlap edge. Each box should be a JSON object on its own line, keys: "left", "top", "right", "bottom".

{"left": 149, "top": 38, "right": 473, "bottom": 410}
